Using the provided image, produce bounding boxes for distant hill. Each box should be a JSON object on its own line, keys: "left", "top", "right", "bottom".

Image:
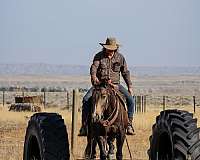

{"left": 0, "top": 64, "right": 89, "bottom": 76}
{"left": 132, "top": 66, "right": 200, "bottom": 76}
{"left": 0, "top": 63, "right": 199, "bottom": 76}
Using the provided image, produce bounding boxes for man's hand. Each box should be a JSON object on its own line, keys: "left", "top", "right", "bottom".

{"left": 94, "top": 77, "right": 100, "bottom": 85}
{"left": 108, "top": 79, "right": 119, "bottom": 90}
{"left": 92, "top": 76, "right": 100, "bottom": 85}
{"left": 128, "top": 87, "right": 133, "bottom": 96}
{"left": 108, "top": 79, "right": 112, "bottom": 85}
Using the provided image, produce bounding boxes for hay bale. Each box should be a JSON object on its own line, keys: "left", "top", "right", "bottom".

{"left": 9, "top": 103, "right": 41, "bottom": 112}
{"left": 15, "top": 95, "right": 43, "bottom": 104}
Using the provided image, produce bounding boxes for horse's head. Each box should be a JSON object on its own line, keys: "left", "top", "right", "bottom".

{"left": 91, "top": 82, "right": 112, "bottom": 123}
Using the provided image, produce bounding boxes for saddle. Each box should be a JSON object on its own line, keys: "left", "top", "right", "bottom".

{"left": 113, "top": 89, "right": 127, "bottom": 112}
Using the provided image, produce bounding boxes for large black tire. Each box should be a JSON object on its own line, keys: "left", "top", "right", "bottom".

{"left": 23, "top": 113, "right": 70, "bottom": 160}
{"left": 148, "top": 109, "right": 200, "bottom": 160}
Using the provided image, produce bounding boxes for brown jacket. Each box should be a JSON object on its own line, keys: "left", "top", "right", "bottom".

{"left": 90, "top": 50, "right": 132, "bottom": 87}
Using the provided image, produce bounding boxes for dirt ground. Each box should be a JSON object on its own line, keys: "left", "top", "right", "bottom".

{"left": 0, "top": 105, "right": 200, "bottom": 160}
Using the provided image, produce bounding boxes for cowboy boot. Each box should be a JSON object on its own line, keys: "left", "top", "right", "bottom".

{"left": 127, "top": 117, "right": 135, "bottom": 135}
{"left": 78, "top": 125, "right": 87, "bottom": 136}
{"left": 78, "top": 119, "right": 88, "bottom": 136}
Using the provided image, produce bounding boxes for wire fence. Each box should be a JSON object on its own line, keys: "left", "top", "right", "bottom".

{"left": 0, "top": 91, "right": 199, "bottom": 113}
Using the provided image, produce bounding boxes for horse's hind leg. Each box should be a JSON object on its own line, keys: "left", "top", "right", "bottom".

{"left": 116, "top": 133, "right": 125, "bottom": 160}
{"left": 97, "top": 137, "right": 107, "bottom": 160}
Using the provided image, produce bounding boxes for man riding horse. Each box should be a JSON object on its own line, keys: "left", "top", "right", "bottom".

{"left": 79, "top": 37, "right": 135, "bottom": 136}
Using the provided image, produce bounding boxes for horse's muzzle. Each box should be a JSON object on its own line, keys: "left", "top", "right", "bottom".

{"left": 92, "top": 114, "right": 103, "bottom": 123}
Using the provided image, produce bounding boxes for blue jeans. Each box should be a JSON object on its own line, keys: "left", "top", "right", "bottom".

{"left": 81, "top": 85, "right": 135, "bottom": 125}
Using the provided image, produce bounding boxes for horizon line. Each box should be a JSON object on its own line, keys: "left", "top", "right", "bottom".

{"left": 0, "top": 62, "right": 199, "bottom": 68}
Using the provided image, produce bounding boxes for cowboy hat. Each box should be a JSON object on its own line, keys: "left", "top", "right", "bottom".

{"left": 99, "top": 37, "right": 120, "bottom": 50}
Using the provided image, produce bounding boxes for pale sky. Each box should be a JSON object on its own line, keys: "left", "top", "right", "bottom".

{"left": 0, "top": 0, "right": 199, "bottom": 66}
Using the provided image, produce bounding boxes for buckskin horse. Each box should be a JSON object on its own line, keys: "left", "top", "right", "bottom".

{"left": 84, "top": 82, "right": 129, "bottom": 160}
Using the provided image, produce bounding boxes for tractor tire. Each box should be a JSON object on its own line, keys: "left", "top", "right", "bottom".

{"left": 148, "top": 109, "right": 200, "bottom": 160}
{"left": 23, "top": 112, "right": 70, "bottom": 160}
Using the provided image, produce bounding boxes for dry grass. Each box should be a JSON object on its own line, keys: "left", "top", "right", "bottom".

{"left": 0, "top": 105, "right": 200, "bottom": 160}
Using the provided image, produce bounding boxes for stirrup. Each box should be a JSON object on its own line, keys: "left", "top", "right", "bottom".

{"left": 126, "top": 125, "right": 135, "bottom": 135}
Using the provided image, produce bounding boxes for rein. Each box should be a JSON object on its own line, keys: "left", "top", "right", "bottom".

{"left": 99, "top": 99, "right": 119, "bottom": 127}
{"left": 99, "top": 89, "right": 120, "bottom": 127}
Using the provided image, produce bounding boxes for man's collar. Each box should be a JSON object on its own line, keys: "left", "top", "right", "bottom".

{"left": 103, "top": 51, "right": 118, "bottom": 58}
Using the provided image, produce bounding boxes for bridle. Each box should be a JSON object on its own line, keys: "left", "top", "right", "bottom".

{"left": 99, "top": 98, "right": 119, "bottom": 127}
{"left": 92, "top": 86, "right": 120, "bottom": 127}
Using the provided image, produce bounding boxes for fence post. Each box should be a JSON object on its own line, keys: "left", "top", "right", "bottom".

{"left": 144, "top": 95, "right": 147, "bottom": 112}
{"left": 141, "top": 95, "right": 143, "bottom": 112}
{"left": 22, "top": 90, "right": 24, "bottom": 104}
{"left": 43, "top": 91, "right": 46, "bottom": 109}
{"left": 163, "top": 96, "right": 166, "bottom": 111}
{"left": 137, "top": 96, "right": 141, "bottom": 113}
{"left": 135, "top": 96, "right": 138, "bottom": 113}
{"left": 140, "top": 95, "right": 143, "bottom": 113}
{"left": 134, "top": 95, "right": 137, "bottom": 113}
{"left": 193, "top": 96, "right": 196, "bottom": 113}
{"left": 66, "top": 91, "right": 70, "bottom": 109}
{"left": 3, "top": 91, "right": 5, "bottom": 106}
{"left": 141, "top": 95, "right": 144, "bottom": 113}
{"left": 71, "top": 89, "right": 79, "bottom": 157}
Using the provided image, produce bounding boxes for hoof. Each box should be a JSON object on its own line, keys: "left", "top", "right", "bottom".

{"left": 85, "top": 154, "right": 96, "bottom": 160}
{"left": 107, "top": 153, "right": 115, "bottom": 160}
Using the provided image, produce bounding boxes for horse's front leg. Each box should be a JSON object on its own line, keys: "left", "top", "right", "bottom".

{"left": 91, "top": 138, "right": 97, "bottom": 159}
{"left": 85, "top": 137, "right": 97, "bottom": 159}
{"left": 96, "top": 136, "right": 107, "bottom": 160}
{"left": 116, "top": 132, "right": 125, "bottom": 160}
{"left": 85, "top": 135, "right": 91, "bottom": 159}
{"left": 107, "top": 135, "right": 115, "bottom": 160}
